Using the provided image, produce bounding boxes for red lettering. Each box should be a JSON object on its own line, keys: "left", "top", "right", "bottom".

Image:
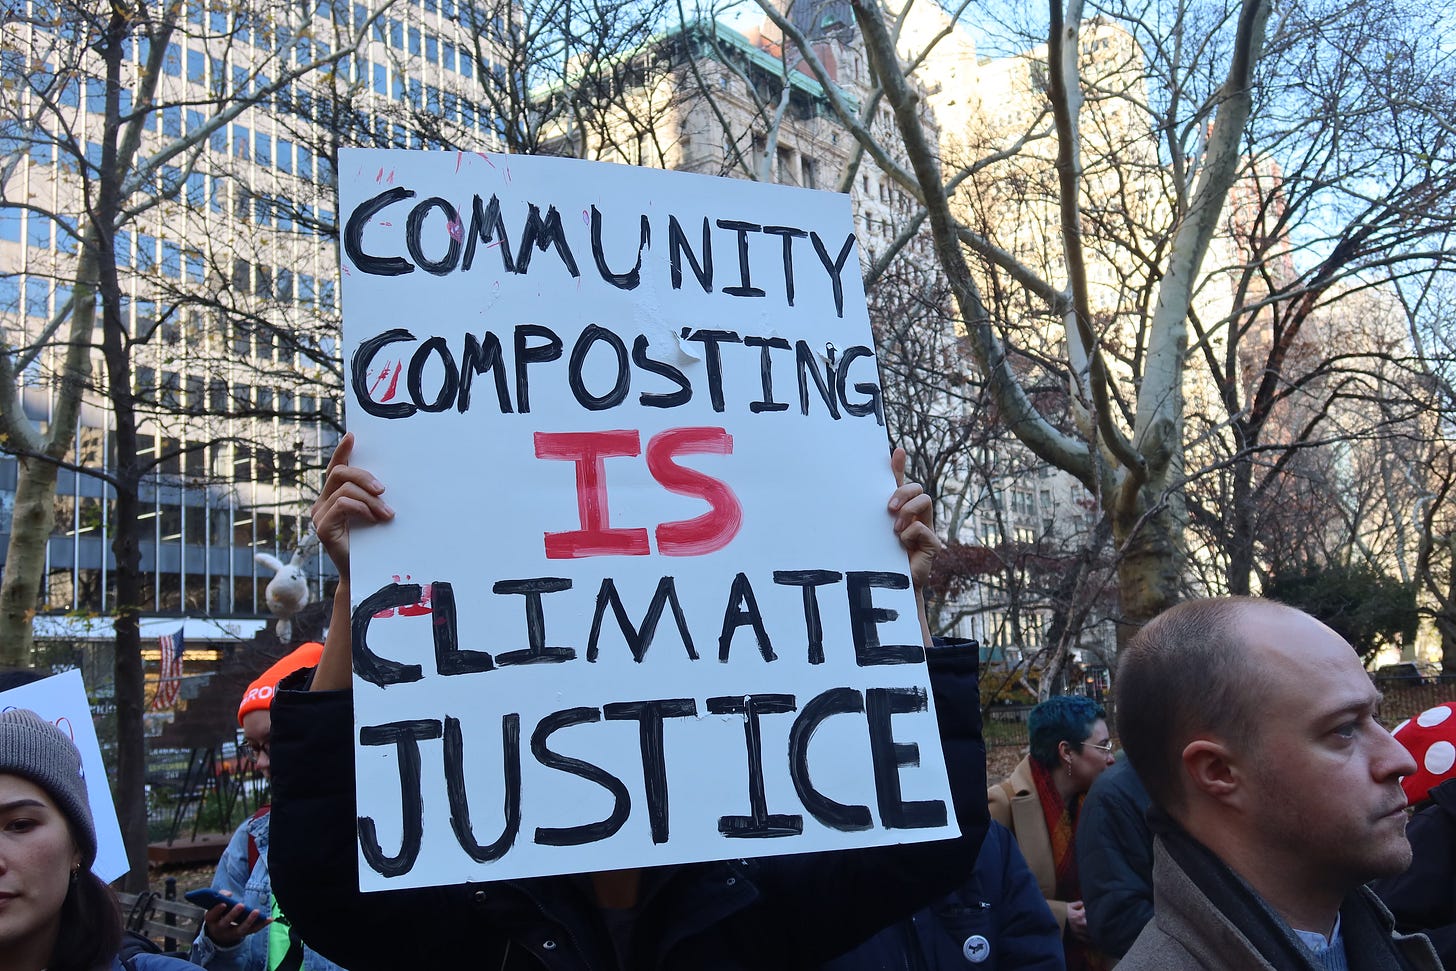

{"left": 535, "top": 430, "right": 650, "bottom": 558}
{"left": 647, "top": 427, "right": 741, "bottom": 556}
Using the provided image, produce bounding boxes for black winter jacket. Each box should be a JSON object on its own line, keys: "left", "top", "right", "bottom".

{"left": 818, "top": 820, "right": 1063, "bottom": 971}
{"left": 268, "top": 642, "right": 988, "bottom": 970}
{"left": 1074, "top": 758, "right": 1153, "bottom": 959}
{"left": 1373, "top": 776, "right": 1456, "bottom": 968}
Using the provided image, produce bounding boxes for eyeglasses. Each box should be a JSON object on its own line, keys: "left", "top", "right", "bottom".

{"left": 1082, "top": 739, "right": 1116, "bottom": 756}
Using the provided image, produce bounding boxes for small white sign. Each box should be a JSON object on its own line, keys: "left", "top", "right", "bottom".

{"left": 340, "top": 149, "right": 957, "bottom": 891}
{"left": 0, "top": 669, "right": 129, "bottom": 883}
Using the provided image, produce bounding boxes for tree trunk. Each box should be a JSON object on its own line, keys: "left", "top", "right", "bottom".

{"left": 1227, "top": 458, "right": 1256, "bottom": 596}
{"left": 97, "top": 25, "right": 149, "bottom": 891}
{"left": 0, "top": 258, "right": 99, "bottom": 662}
{"left": 0, "top": 456, "right": 64, "bottom": 665}
{"left": 1442, "top": 551, "right": 1456, "bottom": 677}
{"left": 109, "top": 464, "right": 147, "bottom": 891}
{"left": 1113, "top": 473, "right": 1186, "bottom": 643}
{"left": 100, "top": 318, "right": 147, "bottom": 890}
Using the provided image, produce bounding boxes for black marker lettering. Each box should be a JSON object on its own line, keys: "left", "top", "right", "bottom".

{"left": 513, "top": 324, "right": 563, "bottom": 413}
{"left": 357, "top": 719, "right": 442, "bottom": 878}
{"left": 718, "top": 572, "right": 775, "bottom": 663}
{"left": 405, "top": 196, "right": 462, "bottom": 275}
{"left": 352, "top": 583, "right": 426, "bottom": 687}
{"left": 866, "top": 687, "right": 946, "bottom": 829}
{"left": 603, "top": 699, "right": 698, "bottom": 844}
{"left": 810, "top": 230, "right": 856, "bottom": 317}
{"left": 708, "top": 694, "right": 803, "bottom": 838}
{"left": 407, "top": 336, "right": 459, "bottom": 413}
{"left": 568, "top": 324, "right": 630, "bottom": 411}
{"left": 790, "top": 688, "right": 872, "bottom": 831}
{"left": 744, "top": 335, "right": 790, "bottom": 414}
{"left": 836, "top": 346, "right": 884, "bottom": 425}
{"left": 668, "top": 215, "right": 713, "bottom": 292}
{"left": 352, "top": 329, "right": 418, "bottom": 420}
{"left": 795, "top": 341, "right": 840, "bottom": 420}
{"left": 590, "top": 206, "right": 649, "bottom": 290}
{"left": 515, "top": 203, "right": 580, "bottom": 277}
{"left": 458, "top": 331, "right": 514, "bottom": 414}
{"left": 444, "top": 713, "right": 521, "bottom": 862}
{"left": 846, "top": 571, "right": 922, "bottom": 665}
{"left": 461, "top": 193, "right": 516, "bottom": 273}
{"left": 494, "top": 577, "right": 576, "bottom": 666}
{"left": 632, "top": 335, "right": 692, "bottom": 409}
{"left": 682, "top": 329, "right": 741, "bottom": 413}
{"left": 431, "top": 581, "right": 494, "bottom": 675}
{"left": 587, "top": 576, "right": 698, "bottom": 663}
{"left": 716, "top": 219, "right": 765, "bottom": 298}
{"left": 773, "top": 570, "right": 842, "bottom": 664}
{"left": 762, "top": 225, "right": 807, "bottom": 306}
{"left": 344, "top": 187, "right": 415, "bottom": 276}
{"left": 531, "top": 707, "right": 631, "bottom": 846}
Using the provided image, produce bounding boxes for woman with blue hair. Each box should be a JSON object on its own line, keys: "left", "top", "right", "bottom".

{"left": 990, "top": 695, "right": 1115, "bottom": 971}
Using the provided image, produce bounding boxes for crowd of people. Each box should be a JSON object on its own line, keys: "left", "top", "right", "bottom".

{"left": 3, "top": 434, "right": 1453, "bottom": 970}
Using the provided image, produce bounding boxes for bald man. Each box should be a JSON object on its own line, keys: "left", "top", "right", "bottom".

{"left": 1113, "top": 597, "right": 1439, "bottom": 971}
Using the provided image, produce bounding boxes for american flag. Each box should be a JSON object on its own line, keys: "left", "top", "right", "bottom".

{"left": 150, "top": 626, "right": 185, "bottom": 711}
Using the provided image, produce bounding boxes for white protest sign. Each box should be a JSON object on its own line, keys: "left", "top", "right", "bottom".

{"left": 339, "top": 148, "right": 957, "bottom": 891}
{"left": 0, "top": 669, "right": 129, "bottom": 883}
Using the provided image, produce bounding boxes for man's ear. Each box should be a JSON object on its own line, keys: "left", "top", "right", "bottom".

{"left": 1182, "top": 738, "right": 1242, "bottom": 804}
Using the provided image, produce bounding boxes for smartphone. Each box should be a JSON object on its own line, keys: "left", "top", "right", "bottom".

{"left": 185, "top": 888, "right": 239, "bottom": 911}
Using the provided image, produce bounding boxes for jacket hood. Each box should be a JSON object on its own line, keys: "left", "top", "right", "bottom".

{"left": 1427, "top": 775, "right": 1456, "bottom": 815}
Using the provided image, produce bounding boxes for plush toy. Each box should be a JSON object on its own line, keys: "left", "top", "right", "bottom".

{"left": 255, "top": 532, "right": 319, "bottom": 643}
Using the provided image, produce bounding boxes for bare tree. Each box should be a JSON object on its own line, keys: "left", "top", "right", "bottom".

{"left": 748, "top": 0, "right": 1456, "bottom": 637}
{"left": 0, "top": 0, "right": 384, "bottom": 887}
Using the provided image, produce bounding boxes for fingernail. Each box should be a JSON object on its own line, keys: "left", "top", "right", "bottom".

{"left": 368, "top": 477, "right": 384, "bottom": 492}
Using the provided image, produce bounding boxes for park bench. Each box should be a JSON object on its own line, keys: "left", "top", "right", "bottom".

{"left": 117, "top": 889, "right": 205, "bottom": 954}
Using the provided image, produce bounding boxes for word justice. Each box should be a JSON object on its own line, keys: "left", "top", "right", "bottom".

{"left": 357, "top": 683, "right": 945, "bottom": 879}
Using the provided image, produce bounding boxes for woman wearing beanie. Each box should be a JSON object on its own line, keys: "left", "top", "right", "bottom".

{"left": 0, "top": 707, "right": 190, "bottom": 971}
{"left": 188, "top": 643, "right": 347, "bottom": 971}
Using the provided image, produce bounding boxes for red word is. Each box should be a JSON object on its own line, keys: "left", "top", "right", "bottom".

{"left": 534, "top": 426, "right": 741, "bottom": 559}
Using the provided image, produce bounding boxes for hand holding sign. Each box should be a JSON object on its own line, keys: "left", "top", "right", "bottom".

{"left": 311, "top": 432, "right": 394, "bottom": 692}
{"left": 311, "top": 432, "right": 394, "bottom": 574}
{"left": 889, "top": 446, "right": 942, "bottom": 589}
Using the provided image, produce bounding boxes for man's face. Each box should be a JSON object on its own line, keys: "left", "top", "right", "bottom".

{"left": 1238, "top": 606, "right": 1416, "bottom": 888}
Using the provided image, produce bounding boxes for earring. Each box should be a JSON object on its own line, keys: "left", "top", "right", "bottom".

{"left": 70, "top": 865, "right": 81, "bottom": 883}
{"left": 1065, "top": 760, "right": 1073, "bottom": 778}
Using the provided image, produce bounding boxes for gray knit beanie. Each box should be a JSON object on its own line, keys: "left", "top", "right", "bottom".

{"left": 0, "top": 708, "right": 96, "bottom": 866}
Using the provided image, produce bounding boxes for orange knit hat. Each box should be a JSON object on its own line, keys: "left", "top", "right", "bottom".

{"left": 237, "top": 641, "right": 325, "bottom": 725}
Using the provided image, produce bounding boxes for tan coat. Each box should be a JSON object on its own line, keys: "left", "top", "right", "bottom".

{"left": 988, "top": 755, "right": 1069, "bottom": 932}
{"left": 1119, "top": 838, "right": 1442, "bottom": 971}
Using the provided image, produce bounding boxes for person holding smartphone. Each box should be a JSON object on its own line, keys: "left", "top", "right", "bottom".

{"left": 188, "top": 643, "right": 349, "bottom": 971}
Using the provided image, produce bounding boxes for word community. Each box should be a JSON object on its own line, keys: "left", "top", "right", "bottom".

{"left": 343, "top": 187, "right": 859, "bottom": 316}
